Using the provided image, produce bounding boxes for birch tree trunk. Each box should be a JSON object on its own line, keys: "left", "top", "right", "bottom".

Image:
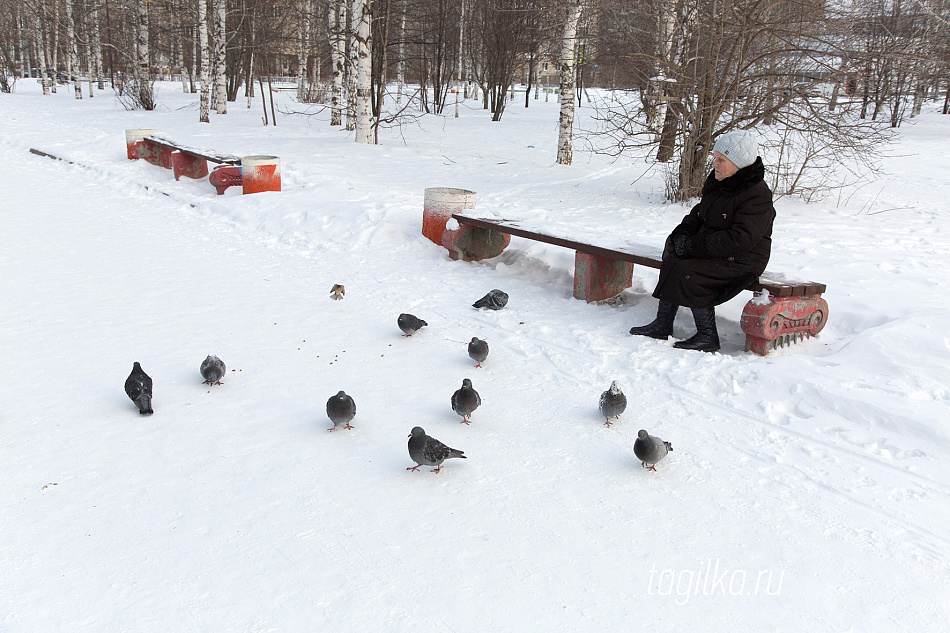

{"left": 50, "top": 3, "right": 58, "bottom": 93}
{"left": 455, "top": 0, "right": 464, "bottom": 118}
{"left": 345, "top": 0, "right": 359, "bottom": 131}
{"left": 213, "top": 0, "right": 227, "bottom": 114}
{"left": 396, "top": 7, "right": 405, "bottom": 105}
{"left": 556, "top": 0, "right": 585, "bottom": 165}
{"left": 37, "top": 14, "right": 50, "bottom": 95}
{"left": 66, "top": 0, "right": 82, "bottom": 99}
{"left": 199, "top": 0, "right": 211, "bottom": 122}
{"left": 296, "top": 0, "right": 310, "bottom": 102}
{"left": 91, "top": 1, "right": 103, "bottom": 91}
{"left": 352, "top": 0, "right": 373, "bottom": 143}
{"left": 329, "top": 0, "right": 346, "bottom": 125}
{"left": 83, "top": 1, "right": 94, "bottom": 97}
{"left": 135, "top": 0, "right": 151, "bottom": 107}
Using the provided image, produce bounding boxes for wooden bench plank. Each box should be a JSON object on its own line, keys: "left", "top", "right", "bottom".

{"left": 453, "top": 213, "right": 825, "bottom": 298}
{"left": 145, "top": 134, "right": 241, "bottom": 165}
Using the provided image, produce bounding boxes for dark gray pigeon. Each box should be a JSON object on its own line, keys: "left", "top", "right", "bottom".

{"left": 473, "top": 289, "right": 508, "bottom": 310}
{"left": 398, "top": 313, "right": 427, "bottom": 336}
{"left": 407, "top": 426, "right": 466, "bottom": 473}
{"left": 634, "top": 429, "right": 672, "bottom": 471}
{"left": 468, "top": 337, "right": 489, "bottom": 368}
{"left": 326, "top": 390, "right": 356, "bottom": 431}
{"left": 124, "top": 362, "right": 153, "bottom": 415}
{"left": 599, "top": 380, "right": 627, "bottom": 426}
{"left": 451, "top": 378, "right": 481, "bottom": 424}
{"left": 200, "top": 355, "right": 226, "bottom": 386}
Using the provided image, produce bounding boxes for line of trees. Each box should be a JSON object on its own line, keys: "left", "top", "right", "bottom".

{"left": 2, "top": 1, "right": 950, "bottom": 196}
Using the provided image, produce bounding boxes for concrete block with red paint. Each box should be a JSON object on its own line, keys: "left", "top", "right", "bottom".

{"left": 241, "top": 155, "right": 280, "bottom": 194}
{"left": 573, "top": 252, "right": 634, "bottom": 302}
{"left": 740, "top": 293, "right": 829, "bottom": 356}
{"left": 423, "top": 187, "right": 477, "bottom": 245}
{"left": 171, "top": 151, "right": 209, "bottom": 181}
{"left": 441, "top": 224, "right": 511, "bottom": 261}
{"left": 125, "top": 129, "right": 156, "bottom": 160}
{"left": 209, "top": 165, "right": 243, "bottom": 195}
{"left": 139, "top": 138, "right": 174, "bottom": 169}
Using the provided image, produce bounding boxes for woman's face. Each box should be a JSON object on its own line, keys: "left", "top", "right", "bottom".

{"left": 712, "top": 151, "right": 739, "bottom": 181}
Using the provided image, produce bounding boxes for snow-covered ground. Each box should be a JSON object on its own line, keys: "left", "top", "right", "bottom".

{"left": 2, "top": 80, "right": 949, "bottom": 631}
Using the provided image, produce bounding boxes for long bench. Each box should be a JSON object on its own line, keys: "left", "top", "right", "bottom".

{"left": 440, "top": 213, "right": 828, "bottom": 356}
{"left": 139, "top": 134, "right": 244, "bottom": 194}
{"left": 125, "top": 130, "right": 280, "bottom": 195}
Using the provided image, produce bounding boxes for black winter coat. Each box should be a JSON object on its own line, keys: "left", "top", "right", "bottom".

{"left": 653, "top": 158, "right": 775, "bottom": 308}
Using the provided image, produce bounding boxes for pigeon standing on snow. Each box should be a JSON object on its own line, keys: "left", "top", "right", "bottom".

{"left": 397, "top": 313, "right": 428, "bottom": 336}
{"left": 124, "top": 362, "right": 154, "bottom": 415}
{"left": 451, "top": 378, "right": 481, "bottom": 424}
{"left": 598, "top": 380, "right": 627, "bottom": 426}
{"left": 330, "top": 284, "right": 345, "bottom": 300}
{"left": 468, "top": 337, "right": 489, "bottom": 368}
{"left": 634, "top": 429, "right": 672, "bottom": 471}
{"left": 407, "top": 427, "right": 466, "bottom": 473}
{"left": 200, "top": 355, "right": 226, "bottom": 385}
{"left": 326, "top": 390, "right": 356, "bottom": 431}
{"left": 473, "top": 289, "right": 508, "bottom": 310}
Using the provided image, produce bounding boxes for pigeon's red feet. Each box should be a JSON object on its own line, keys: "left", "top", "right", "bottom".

{"left": 203, "top": 380, "right": 211, "bottom": 385}
{"left": 604, "top": 419, "right": 613, "bottom": 427}
{"left": 431, "top": 465, "right": 442, "bottom": 473}
{"left": 460, "top": 418, "right": 471, "bottom": 425}
{"left": 345, "top": 423, "right": 354, "bottom": 430}
{"left": 407, "top": 465, "right": 422, "bottom": 471}
{"left": 474, "top": 363, "right": 482, "bottom": 368}
{"left": 328, "top": 427, "right": 337, "bottom": 432}
{"left": 642, "top": 462, "right": 657, "bottom": 471}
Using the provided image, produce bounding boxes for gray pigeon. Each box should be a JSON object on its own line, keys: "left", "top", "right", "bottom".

{"left": 397, "top": 313, "right": 427, "bottom": 336}
{"left": 407, "top": 426, "right": 466, "bottom": 473}
{"left": 326, "top": 390, "right": 356, "bottom": 431}
{"left": 200, "top": 355, "right": 226, "bottom": 385}
{"left": 473, "top": 289, "right": 508, "bottom": 310}
{"left": 599, "top": 380, "right": 627, "bottom": 426}
{"left": 451, "top": 378, "right": 481, "bottom": 424}
{"left": 634, "top": 429, "right": 672, "bottom": 471}
{"left": 124, "top": 362, "right": 153, "bottom": 415}
{"left": 468, "top": 337, "right": 489, "bottom": 368}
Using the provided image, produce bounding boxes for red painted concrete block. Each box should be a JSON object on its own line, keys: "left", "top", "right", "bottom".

{"left": 140, "top": 139, "right": 174, "bottom": 169}
{"left": 441, "top": 225, "right": 511, "bottom": 261}
{"left": 423, "top": 187, "right": 476, "bottom": 245}
{"left": 573, "top": 252, "right": 634, "bottom": 302}
{"left": 125, "top": 129, "right": 156, "bottom": 160}
{"left": 241, "top": 155, "right": 281, "bottom": 194}
{"left": 209, "top": 165, "right": 243, "bottom": 195}
{"left": 171, "top": 151, "right": 209, "bottom": 181}
{"left": 741, "top": 293, "right": 829, "bottom": 355}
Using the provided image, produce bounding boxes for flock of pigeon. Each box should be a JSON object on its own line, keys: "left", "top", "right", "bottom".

{"left": 123, "top": 288, "right": 672, "bottom": 474}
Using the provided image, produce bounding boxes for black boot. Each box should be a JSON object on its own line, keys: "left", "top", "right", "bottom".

{"left": 674, "top": 307, "right": 720, "bottom": 352}
{"left": 630, "top": 300, "right": 678, "bottom": 339}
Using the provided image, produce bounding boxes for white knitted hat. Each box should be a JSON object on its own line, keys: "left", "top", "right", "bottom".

{"left": 712, "top": 130, "right": 759, "bottom": 170}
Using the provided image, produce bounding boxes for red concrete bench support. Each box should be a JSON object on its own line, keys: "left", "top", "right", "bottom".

{"left": 171, "top": 151, "right": 209, "bottom": 180}
{"left": 574, "top": 252, "right": 634, "bottom": 303}
{"left": 210, "top": 165, "right": 243, "bottom": 195}
{"left": 740, "top": 290, "right": 828, "bottom": 355}
{"left": 437, "top": 212, "right": 828, "bottom": 355}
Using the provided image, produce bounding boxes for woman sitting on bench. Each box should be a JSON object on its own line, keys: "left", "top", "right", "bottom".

{"left": 630, "top": 130, "right": 776, "bottom": 352}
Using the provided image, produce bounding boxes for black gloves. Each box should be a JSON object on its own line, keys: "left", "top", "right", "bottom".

{"left": 673, "top": 213, "right": 702, "bottom": 236}
{"left": 673, "top": 234, "right": 692, "bottom": 257}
